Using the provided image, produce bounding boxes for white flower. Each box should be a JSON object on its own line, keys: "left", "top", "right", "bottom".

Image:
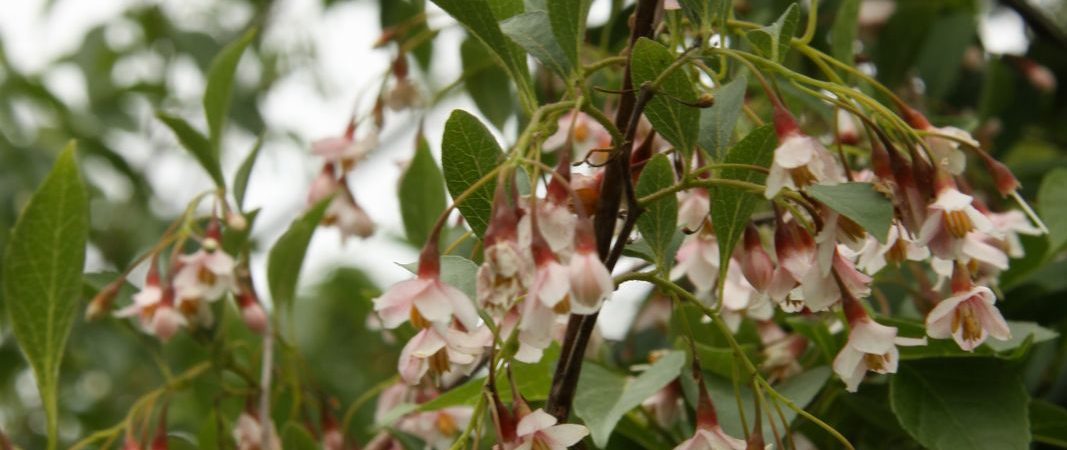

{"left": 673, "top": 426, "right": 747, "bottom": 450}
{"left": 514, "top": 409, "right": 589, "bottom": 450}
{"left": 567, "top": 249, "right": 613, "bottom": 314}
{"left": 765, "top": 133, "right": 844, "bottom": 199}
{"left": 232, "top": 412, "right": 282, "bottom": 450}
{"left": 923, "top": 126, "right": 977, "bottom": 175}
{"left": 987, "top": 210, "right": 1043, "bottom": 258}
{"left": 833, "top": 317, "right": 924, "bottom": 392}
{"left": 670, "top": 229, "right": 719, "bottom": 294}
{"left": 926, "top": 286, "right": 1011, "bottom": 352}
{"left": 173, "top": 248, "right": 236, "bottom": 302}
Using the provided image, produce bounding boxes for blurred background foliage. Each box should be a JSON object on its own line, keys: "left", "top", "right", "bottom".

{"left": 1, "top": 0, "right": 1067, "bottom": 448}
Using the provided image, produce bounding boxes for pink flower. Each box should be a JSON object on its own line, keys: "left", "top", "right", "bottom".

{"left": 855, "top": 223, "right": 930, "bottom": 274}
{"left": 664, "top": 0, "right": 682, "bottom": 11}
{"left": 232, "top": 411, "right": 282, "bottom": 450}
{"left": 918, "top": 186, "right": 1007, "bottom": 269}
{"left": 764, "top": 132, "right": 844, "bottom": 199}
{"left": 373, "top": 251, "right": 480, "bottom": 330}
{"left": 398, "top": 408, "right": 472, "bottom": 450}
{"left": 173, "top": 245, "right": 236, "bottom": 302}
{"left": 236, "top": 290, "right": 269, "bottom": 335}
{"left": 677, "top": 189, "right": 710, "bottom": 232}
{"left": 307, "top": 164, "right": 339, "bottom": 206}
{"left": 532, "top": 201, "right": 577, "bottom": 257}
{"left": 513, "top": 409, "right": 589, "bottom": 450}
{"left": 987, "top": 210, "right": 1043, "bottom": 258}
{"left": 926, "top": 285, "right": 1010, "bottom": 352}
{"left": 567, "top": 218, "right": 613, "bottom": 314}
{"left": 398, "top": 324, "right": 491, "bottom": 384}
{"left": 670, "top": 226, "right": 720, "bottom": 294}
{"left": 479, "top": 180, "right": 534, "bottom": 311}
{"left": 673, "top": 426, "right": 747, "bottom": 450}
{"left": 325, "top": 189, "right": 376, "bottom": 240}
{"left": 543, "top": 111, "right": 611, "bottom": 162}
{"left": 739, "top": 225, "right": 774, "bottom": 293}
{"left": 923, "top": 126, "right": 976, "bottom": 175}
{"left": 312, "top": 126, "right": 378, "bottom": 168}
{"left": 643, "top": 381, "right": 684, "bottom": 428}
{"left": 151, "top": 301, "right": 188, "bottom": 343}
{"left": 833, "top": 310, "right": 925, "bottom": 392}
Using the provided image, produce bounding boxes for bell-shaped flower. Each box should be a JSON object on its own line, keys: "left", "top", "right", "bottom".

{"left": 233, "top": 410, "right": 282, "bottom": 450}
{"left": 903, "top": 106, "right": 977, "bottom": 175}
{"left": 312, "top": 123, "right": 378, "bottom": 169}
{"left": 855, "top": 223, "right": 930, "bottom": 274}
{"left": 173, "top": 240, "right": 236, "bottom": 303}
{"left": 833, "top": 298, "right": 925, "bottom": 392}
{"left": 675, "top": 370, "right": 746, "bottom": 450}
{"left": 399, "top": 408, "right": 473, "bottom": 450}
{"left": 926, "top": 264, "right": 1011, "bottom": 351}
{"left": 670, "top": 222, "right": 720, "bottom": 294}
{"left": 374, "top": 245, "right": 480, "bottom": 330}
{"left": 567, "top": 218, "right": 613, "bottom": 314}
{"left": 325, "top": 187, "right": 376, "bottom": 240}
{"left": 478, "top": 179, "right": 534, "bottom": 311}
{"left": 987, "top": 209, "right": 1043, "bottom": 258}
{"left": 765, "top": 106, "right": 844, "bottom": 199}
{"left": 677, "top": 188, "right": 710, "bottom": 232}
{"left": 512, "top": 409, "right": 589, "bottom": 450}
{"left": 543, "top": 111, "right": 612, "bottom": 162}
{"left": 918, "top": 185, "right": 1007, "bottom": 269}
{"left": 397, "top": 324, "right": 492, "bottom": 385}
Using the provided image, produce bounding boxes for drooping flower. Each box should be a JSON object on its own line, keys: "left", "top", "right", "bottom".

{"left": 833, "top": 297, "right": 925, "bottom": 392}
{"left": 670, "top": 221, "right": 720, "bottom": 294}
{"left": 926, "top": 264, "right": 1011, "bottom": 351}
{"left": 987, "top": 209, "right": 1043, "bottom": 258}
{"left": 765, "top": 106, "right": 844, "bottom": 199}
{"left": 374, "top": 244, "right": 481, "bottom": 330}
{"left": 677, "top": 188, "right": 710, "bottom": 232}
{"left": 512, "top": 409, "right": 589, "bottom": 450}
{"left": 324, "top": 186, "right": 376, "bottom": 240}
{"left": 543, "top": 111, "right": 612, "bottom": 163}
{"left": 918, "top": 183, "right": 1007, "bottom": 270}
{"left": 312, "top": 122, "right": 378, "bottom": 169}
{"left": 397, "top": 324, "right": 492, "bottom": 385}
{"left": 567, "top": 217, "right": 613, "bottom": 314}
{"left": 675, "top": 368, "right": 746, "bottom": 450}
{"left": 232, "top": 409, "right": 282, "bottom": 450}
{"left": 902, "top": 106, "right": 978, "bottom": 175}
{"left": 855, "top": 222, "right": 930, "bottom": 274}
{"left": 478, "top": 178, "right": 533, "bottom": 311}
{"left": 173, "top": 234, "right": 237, "bottom": 304}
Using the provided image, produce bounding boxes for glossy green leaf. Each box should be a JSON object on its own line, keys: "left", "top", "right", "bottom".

{"left": 441, "top": 109, "right": 504, "bottom": 237}
{"left": 808, "top": 182, "right": 893, "bottom": 243}
{"left": 700, "top": 367, "right": 831, "bottom": 442}
{"left": 501, "top": 11, "right": 572, "bottom": 77}
{"left": 430, "top": 0, "right": 533, "bottom": 107}
{"left": 233, "top": 135, "right": 263, "bottom": 210}
{"left": 635, "top": 154, "right": 678, "bottom": 271}
{"left": 400, "top": 255, "right": 479, "bottom": 300}
{"left": 829, "top": 0, "right": 860, "bottom": 66}
{"left": 1038, "top": 168, "right": 1067, "bottom": 254}
{"left": 157, "top": 112, "right": 226, "bottom": 188}
{"left": 710, "top": 125, "right": 776, "bottom": 283}
{"left": 546, "top": 0, "right": 588, "bottom": 70}
{"left": 574, "top": 351, "right": 686, "bottom": 447}
{"left": 204, "top": 27, "right": 256, "bottom": 153}
{"left": 1031, "top": 399, "right": 1067, "bottom": 448}
{"left": 2, "top": 142, "right": 88, "bottom": 449}
{"left": 399, "top": 134, "right": 447, "bottom": 247}
{"left": 461, "top": 38, "right": 513, "bottom": 129}
{"left": 890, "top": 358, "right": 1030, "bottom": 450}
{"left": 745, "top": 3, "right": 799, "bottom": 62}
{"left": 267, "top": 198, "right": 330, "bottom": 310}
{"left": 698, "top": 75, "right": 747, "bottom": 158}
{"left": 631, "top": 37, "right": 699, "bottom": 157}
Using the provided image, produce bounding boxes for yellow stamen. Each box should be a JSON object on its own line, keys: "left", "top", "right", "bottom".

{"left": 552, "top": 296, "right": 571, "bottom": 315}
{"left": 410, "top": 308, "right": 431, "bottom": 329}
{"left": 943, "top": 210, "right": 974, "bottom": 239}
{"left": 429, "top": 349, "right": 451, "bottom": 375}
{"left": 789, "top": 166, "right": 818, "bottom": 187}
{"left": 951, "top": 302, "right": 984, "bottom": 343}
{"left": 864, "top": 353, "right": 890, "bottom": 372}
{"left": 436, "top": 412, "right": 458, "bottom": 436}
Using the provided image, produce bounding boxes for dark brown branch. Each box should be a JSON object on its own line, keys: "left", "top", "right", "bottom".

{"left": 544, "top": 0, "right": 659, "bottom": 423}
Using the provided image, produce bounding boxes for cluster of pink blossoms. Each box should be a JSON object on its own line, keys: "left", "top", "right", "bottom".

{"left": 307, "top": 121, "right": 378, "bottom": 241}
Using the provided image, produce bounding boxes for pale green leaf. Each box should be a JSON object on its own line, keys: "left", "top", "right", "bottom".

{"left": 267, "top": 198, "right": 331, "bottom": 310}
{"left": 233, "top": 136, "right": 263, "bottom": 210}
{"left": 698, "top": 75, "right": 747, "bottom": 158}
{"left": 2, "top": 142, "right": 88, "bottom": 449}
{"left": 461, "top": 38, "right": 513, "bottom": 129}
{"left": 745, "top": 4, "right": 799, "bottom": 62}
{"left": 1038, "top": 168, "right": 1067, "bottom": 254}
{"left": 574, "top": 351, "right": 686, "bottom": 447}
{"left": 890, "top": 358, "right": 1030, "bottom": 450}
{"left": 829, "top": 0, "right": 860, "bottom": 66}
{"left": 281, "top": 422, "right": 318, "bottom": 450}
{"left": 546, "top": 0, "right": 589, "bottom": 70}
{"left": 808, "top": 182, "right": 894, "bottom": 243}
{"left": 635, "top": 154, "right": 678, "bottom": 270}
{"left": 399, "top": 134, "right": 447, "bottom": 247}
{"left": 204, "top": 27, "right": 257, "bottom": 153}
{"left": 157, "top": 112, "right": 226, "bottom": 188}
{"left": 631, "top": 38, "right": 699, "bottom": 157}
{"left": 441, "top": 110, "right": 504, "bottom": 237}
{"left": 501, "top": 11, "right": 572, "bottom": 77}
{"left": 710, "top": 125, "right": 776, "bottom": 283}
{"left": 916, "top": 12, "right": 975, "bottom": 100}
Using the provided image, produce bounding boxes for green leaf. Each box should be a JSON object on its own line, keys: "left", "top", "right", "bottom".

{"left": 501, "top": 11, "right": 572, "bottom": 77}
{"left": 281, "top": 422, "right": 318, "bottom": 450}
{"left": 2, "top": 142, "right": 88, "bottom": 450}
{"left": 635, "top": 154, "right": 678, "bottom": 271}
{"left": 430, "top": 0, "right": 533, "bottom": 108}
{"left": 915, "top": 12, "right": 975, "bottom": 100}
{"left": 745, "top": 4, "right": 799, "bottom": 62}
{"left": 701, "top": 367, "right": 831, "bottom": 442}
{"left": 204, "top": 27, "right": 257, "bottom": 154}
{"left": 710, "top": 125, "right": 776, "bottom": 283}
{"left": 786, "top": 315, "right": 844, "bottom": 365}
{"left": 461, "top": 38, "right": 514, "bottom": 129}
{"left": 418, "top": 343, "right": 559, "bottom": 411}
{"left": 631, "top": 38, "right": 699, "bottom": 157}
{"left": 873, "top": 1, "right": 937, "bottom": 87}
{"left": 574, "top": 351, "right": 686, "bottom": 447}
{"left": 441, "top": 110, "right": 504, "bottom": 237}
{"left": 829, "top": 0, "right": 861, "bottom": 67}
{"left": 546, "top": 0, "right": 588, "bottom": 71}
{"left": 676, "top": 0, "right": 709, "bottom": 28}
{"left": 157, "top": 112, "right": 226, "bottom": 188}
{"left": 400, "top": 255, "right": 479, "bottom": 300}
{"left": 1031, "top": 400, "right": 1067, "bottom": 448}
{"left": 267, "top": 198, "right": 331, "bottom": 310}
{"left": 697, "top": 75, "right": 747, "bottom": 158}
{"left": 1038, "top": 168, "right": 1067, "bottom": 254}
{"left": 399, "top": 134, "right": 447, "bottom": 247}
{"left": 890, "top": 358, "right": 1030, "bottom": 450}
{"left": 233, "top": 136, "right": 263, "bottom": 210}
{"left": 808, "top": 182, "right": 894, "bottom": 243}
{"left": 884, "top": 318, "right": 1056, "bottom": 361}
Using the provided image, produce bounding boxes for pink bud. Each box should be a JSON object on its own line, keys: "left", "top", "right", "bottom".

{"left": 241, "top": 301, "right": 269, "bottom": 336}
{"left": 307, "top": 164, "right": 339, "bottom": 206}
{"left": 979, "top": 152, "right": 1020, "bottom": 195}
{"left": 740, "top": 225, "right": 773, "bottom": 292}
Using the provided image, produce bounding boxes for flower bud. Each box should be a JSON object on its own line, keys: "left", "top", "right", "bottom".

{"left": 86, "top": 277, "right": 125, "bottom": 321}
{"left": 226, "top": 212, "right": 248, "bottom": 231}
{"left": 740, "top": 225, "right": 773, "bottom": 292}
{"left": 238, "top": 291, "right": 270, "bottom": 336}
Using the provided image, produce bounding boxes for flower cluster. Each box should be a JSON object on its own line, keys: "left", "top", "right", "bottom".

{"left": 307, "top": 121, "right": 378, "bottom": 241}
